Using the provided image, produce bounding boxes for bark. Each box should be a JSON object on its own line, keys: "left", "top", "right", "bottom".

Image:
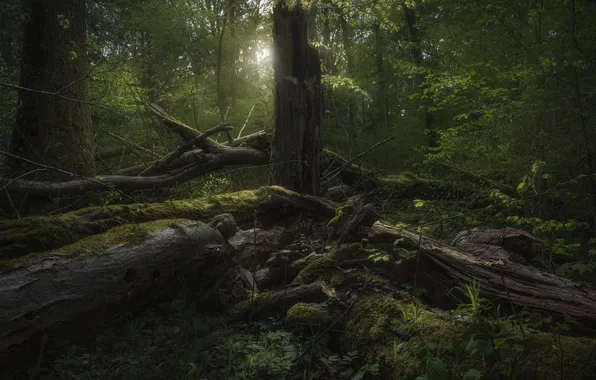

{"left": 10, "top": 0, "right": 95, "bottom": 179}
{"left": 271, "top": 2, "right": 323, "bottom": 195}
{"left": 365, "top": 220, "right": 596, "bottom": 330}
{"left": 0, "top": 220, "right": 231, "bottom": 376}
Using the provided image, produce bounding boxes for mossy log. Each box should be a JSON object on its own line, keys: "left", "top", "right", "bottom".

{"left": 229, "top": 281, "right": 329, "bottom": 320}
{"left": 366, "top": 220, "right": 596, "bottom": 331}
{"left": 0, "top": 186, "right": 336, "bottom": 259}
{"left": 0, "top": 220, "right": 230, "bottom": 376}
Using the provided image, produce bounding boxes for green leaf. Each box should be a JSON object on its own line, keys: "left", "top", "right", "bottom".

{"left": 464, "top": 368, "right": 483, "bottom": 379}
{"left": 414, "top": 199, "right": 425, "bottom": 208}
{"left": 425, "top": 357, "right": 448, "bottom": 380}
{"left": 516, "top": 182, "right": 529, "bottom": 194}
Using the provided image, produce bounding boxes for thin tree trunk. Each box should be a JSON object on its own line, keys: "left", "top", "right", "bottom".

{"left": 339, "top": 14, "right": 358, "bottom": 155}
{"left": 216, "top": 9, "right": 228, "bottom": 122}
{"left": 271, "top": 2, "right": 323, "bottom": 195}
{"left": 230, "top": 4, "right": 238, "bottom": 118}
{"left": 373, "top": 23, "right": 388, "bottom": 128}
{"left": 402, "top": 2, "right": 436, "bottom": 147}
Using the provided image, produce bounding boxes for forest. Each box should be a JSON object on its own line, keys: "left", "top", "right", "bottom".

{"left": 1, "top": 0, "right": 596, "bottom": 379}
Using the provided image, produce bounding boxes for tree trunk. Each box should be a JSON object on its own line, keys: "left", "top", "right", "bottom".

{"left": 373, "top": 23, "right": 388, "bottom": 129}
{"left": 339, "top": 14, "right": 358, "bottom": 155}
{"left": 402, "top": 2, "right": 436, "bottom": 147}
{"left": 9, "top": 0, "right": 95, "bottom": 179}
{"left": 0, "top": 220, "right": 231, "bottom": 376}
{"left": 0, "top": 186, "right": 337, "bottom": 259}
{"left": 230, "top": 4, "right": 238, "bottom": 118}
{"left": 270, "top": 2, "right": 323, "bottom": 195}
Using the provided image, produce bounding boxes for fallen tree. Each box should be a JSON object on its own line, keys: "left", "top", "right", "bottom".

{"left": 2, "top": 186, "right": 596, "bottom": 378}
{"left": 0, "top": 219, "right": 230, "bottom": 375}
{"left": 0, "top": 186, "right": 336, "bottom": 259}
{"left": 0, "top": 105, "right": 505, "bottom": 206}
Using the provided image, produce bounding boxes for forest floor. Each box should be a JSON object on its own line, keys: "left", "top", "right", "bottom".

{"left": 7, "top": 186, "right": 596, "bottom": 380}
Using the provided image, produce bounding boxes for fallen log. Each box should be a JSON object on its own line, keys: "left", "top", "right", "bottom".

{"left": 0, "top": 186, "right": 336, "bottom": 259}
{"left": 365, "top": 220, "right": 596, "bottom": 330}
{"left": 0, "top": 219, "right": 230, "bottom": 376}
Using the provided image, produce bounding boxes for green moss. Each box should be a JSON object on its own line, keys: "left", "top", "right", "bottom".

{"left": 328, "top": 208, "right": 345, "bottom": 226}
{"left": 229, "top": 291, "right": 274, "bottom": 318}
{"left": 345, "top": 295, "right": 596, "bottom": 379}
{"left": 294, "top": 256, "right": 344, "bottom": 285}
{"left": 59, "top": 219, "right": 189, "bottom": 256}
{"left": 0, "top": 219, "right": 192, "bottom": 273}
{"left": 286, "top": 303, "right": 332, "bottom": 325}
{"left": 330, "top": 243, "right": 363, "bottom": 261}
{"left": 0, "top": 186, "right": 296, "bottom": 259}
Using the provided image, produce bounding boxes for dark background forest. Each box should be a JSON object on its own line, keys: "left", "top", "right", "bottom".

{"left": 1, "top": 0, "right": 596, "bottom": 379}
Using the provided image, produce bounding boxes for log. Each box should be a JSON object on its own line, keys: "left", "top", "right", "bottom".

{"left": 366, "top": 220, "right": 596, "bottom": 330}
{"left": 1, "top": 147, "right": 269, "bottom": 194}
{"left": 0, "top": 219, "right": 230, "bottom": 376}
{"left": 229, "top": 281, "right": 329, "bottom": 320}
{"left": 0, "top": 186, "right": 336, "bottom": 259}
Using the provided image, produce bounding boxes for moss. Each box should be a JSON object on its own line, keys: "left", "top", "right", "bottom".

{"left": 286, "top": 303, "right": 332, "bottom": 325}
{"left": 328, "top": 208, "right": 345, "bottom": 226}
{"left": 345, "top": 295, "right": 596, "bottom": 379}
{"left": 330, "top": 243, "right": 363, "bottom": 261}
{"left": 0, "top": 219, "right": 192, "bottom": 273}
{"left": 229, "top": 291, "right": 274, "bottom": 318}
{"left": 58, "top": 219, "right": 189, "bottom": 256}
{"left": 0, "top": 186, "right": 296, "bottom": 259}
{"left": 294, "top": 256, "right": 344, "bottom": 285}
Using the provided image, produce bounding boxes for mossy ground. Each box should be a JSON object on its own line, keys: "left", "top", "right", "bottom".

{"left": 345, "top": 294, "right": 596, "bottom": 379}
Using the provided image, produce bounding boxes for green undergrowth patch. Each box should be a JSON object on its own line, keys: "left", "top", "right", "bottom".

{"left": 24, "top": 298, "right": 376, "bottom": 380}
{"left": 345, "top": 294, "right": 596, "bottom": 379}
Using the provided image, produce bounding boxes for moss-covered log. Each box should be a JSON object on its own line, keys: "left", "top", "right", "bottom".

{"left": 366, "top": 221, "right": 596, "bottom": 331}
{"left": 0, "top": 186, "right": 336, "bottom": 259}
{"left": 0, "top": 219, "right": 230, "bottom": 376}
{"left": 229, "top": 281, "right": 329, "bottom": 320}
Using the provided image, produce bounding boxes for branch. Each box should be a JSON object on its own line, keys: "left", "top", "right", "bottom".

{"left": 0, "top": 82, "right": 128, "bottom": 118}
{"left": 138, "top": 123, "right": 231, "bottom": 176}
{"left": 0, "top": 148, "right": 269, "bottom": 195}
{"left": 322, "top": 136, "right": 396, "bottom": 185}
{"left": 106, "top": 133, "right": 161, "bottom": 159}
{"left": 0, "top": 150, "right": 137, "bottom": 202}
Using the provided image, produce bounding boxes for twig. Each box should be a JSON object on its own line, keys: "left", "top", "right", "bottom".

{"left": 4, "top": 188, "right": 20, "bottom": 219}
{"left": 0, "top": 81, "right": 128, "bottom": 118}
{"left": 138, "top": 123, "right": 231, "bottom": 176}
{"left": 0, "top": 150, "right": 137, "bottom": 203}
{"left": 237, "top": 103, "right": 257, "bottom": 139}
{"left": 0, "top": 169, "right": 47, "bottom": 192}
{"left": 107, "top": 132, "right": 161, "bottom": 158}
{"left": 322, "top": 136, "right": 396, "bottom": 185}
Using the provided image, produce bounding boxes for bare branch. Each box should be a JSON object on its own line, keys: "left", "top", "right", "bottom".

{"left": 0, "top": 82, "right": 128, "bottom": 119}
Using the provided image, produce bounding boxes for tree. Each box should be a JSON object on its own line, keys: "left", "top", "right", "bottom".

{"left": 9, "top": 0, "right": 95, "bottom": 181}
{"left": 270, "top": 1, "right": 323, "bottom": 195}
